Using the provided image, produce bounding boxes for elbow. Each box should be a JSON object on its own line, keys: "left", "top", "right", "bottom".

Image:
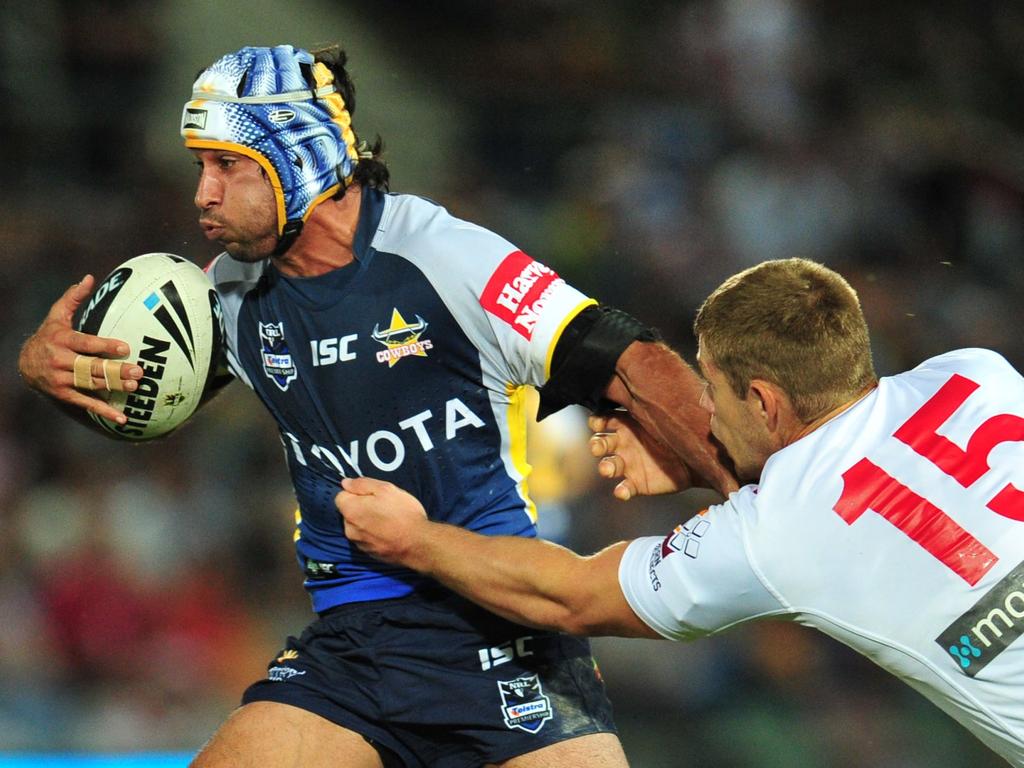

{"left": 530, "top": 549, "right": 626, "bottom": 636}
{"left": 533, "top": 584, "right": 611, "bottom": 637}
{"left": 534, "top": 603, "right": 593, "bottom": 637}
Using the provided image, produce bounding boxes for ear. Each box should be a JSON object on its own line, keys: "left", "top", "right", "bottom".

{"left": 746, "top": 379, "right": 793, "bottom": 434}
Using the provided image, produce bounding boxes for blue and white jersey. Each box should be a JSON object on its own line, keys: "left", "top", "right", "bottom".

{"left": 208, "top": 188, "right": 595, "bottom": 611}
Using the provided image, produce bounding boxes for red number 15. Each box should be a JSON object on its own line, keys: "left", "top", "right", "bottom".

{"left": 833, "top": 374, "right": 1024, "bottom": 585}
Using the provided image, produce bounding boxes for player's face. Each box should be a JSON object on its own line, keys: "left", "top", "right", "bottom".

{"left": 192, "top": 149, "right": 278, "bottom": 262}
{"left": 697, "top": 344, "right": 776, "bottom": 483}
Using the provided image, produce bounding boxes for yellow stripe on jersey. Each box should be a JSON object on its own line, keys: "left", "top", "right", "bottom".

{"left": 293, "top": 507, "right": 302, "bottom": 542}
{"left": 544, "top": 298, "right": 598, "bottom": 381}
{"left": 506, "top": 382, "right": 537, "bottom": 524}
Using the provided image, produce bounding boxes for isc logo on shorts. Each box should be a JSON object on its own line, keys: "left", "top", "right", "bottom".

{"left": 478, "top": 636, "right": 533, "bottom": 670}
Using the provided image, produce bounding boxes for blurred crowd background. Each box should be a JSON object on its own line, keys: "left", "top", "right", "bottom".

{"left": 2, "top": 1, "right": 1023, "bottom": 766}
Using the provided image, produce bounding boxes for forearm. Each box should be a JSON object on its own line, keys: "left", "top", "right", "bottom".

{"left": 608, "top": 341, "right": 738, "bottom": 495}
{"left": 609, "top": 341, "right": 705, "bottom": 435}
{"left": 338, "top": 478, "right": 660, "bottom": 638}
{"left": 407, "top": 525, "right": 649, "bottom": 637}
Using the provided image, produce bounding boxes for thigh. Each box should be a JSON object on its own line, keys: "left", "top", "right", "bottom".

{"left": 491, "top": 732, "right": 629, "bottom": 768}
{"left": 373, "top": 596, "right": 620, "bottom": 766}
{"left": 191, "top": 701, "right": 385, "bottom": 768}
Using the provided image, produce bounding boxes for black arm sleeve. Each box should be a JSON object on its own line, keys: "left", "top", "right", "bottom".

{"left": 536, "top": 305, "right": 660, "bottom": 420}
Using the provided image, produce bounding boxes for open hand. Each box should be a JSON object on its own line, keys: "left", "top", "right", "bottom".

{"left": 589, "top": 413, "right": 697, "bottom": 500}
{"left": 18, "top": 276, "right": 144, "bottom": 424}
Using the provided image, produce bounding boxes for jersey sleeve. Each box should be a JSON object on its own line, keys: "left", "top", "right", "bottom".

{"left": 475, "top": 248, "right": 596, "bottom": 386}
{"left": 205, "top": 252, "right": 261, "bottom": 389}
{"left": 375, "top": 196, "right": 596, "bottom": 388}
{"left": 618, "top": 490, "right": 787, "bottom": 641}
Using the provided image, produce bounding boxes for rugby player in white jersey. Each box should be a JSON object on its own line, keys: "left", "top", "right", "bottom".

{"left": 339, "top": 258, "right": 1024, "bottom": 766}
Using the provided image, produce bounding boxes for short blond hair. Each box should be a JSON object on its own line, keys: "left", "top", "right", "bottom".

{"left": 694, "top": 259, "right": 876, "bottom": 422}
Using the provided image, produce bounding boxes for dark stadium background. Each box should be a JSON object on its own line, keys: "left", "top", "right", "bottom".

{"left": 2, "top": 2, "right": 1022, "bottom": 765}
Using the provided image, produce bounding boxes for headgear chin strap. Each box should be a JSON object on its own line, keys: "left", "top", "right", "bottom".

{"left": 181, "top": 45, "right": 360, "bottom": 255}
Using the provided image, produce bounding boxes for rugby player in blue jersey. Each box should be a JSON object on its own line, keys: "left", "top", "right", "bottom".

{"left": 18, "top": 44, "right": 736, "bottom": 768}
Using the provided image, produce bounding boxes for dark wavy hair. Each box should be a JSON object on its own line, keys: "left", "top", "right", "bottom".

{"left": 311, "top": 44, "right": 390, "bottom": 192}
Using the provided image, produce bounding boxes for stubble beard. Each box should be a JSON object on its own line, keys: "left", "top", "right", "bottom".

{"left": 222, "top": 231, "right": 278, "bottom": 263}
{"left": 217, "top": 196, "right": 279, "bottom": 263}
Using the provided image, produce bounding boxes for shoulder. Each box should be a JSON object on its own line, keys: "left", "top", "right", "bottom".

{"left": 204, "top": 252, "right": 264, "bottom": 293}
{"left": 909, "top": 347, "right": 1016, "bottom": 379}
{"left": 373, "top": 192, "right": 517, "bottom": 266}
{"left": 883, "top": 347, "right": 1024, "bottom": 401}
{"left": 673, "top": 487, "right": 763, "bottom": 553}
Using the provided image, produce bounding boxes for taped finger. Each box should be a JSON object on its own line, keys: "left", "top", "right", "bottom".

{"left": 102, "top": 359, "right": 127, "bottom": 392}
{"left": 73, "top": 355, "right": 97, "bottom": 390}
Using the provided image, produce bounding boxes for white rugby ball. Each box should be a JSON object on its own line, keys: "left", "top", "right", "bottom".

{"left": 75, "top": 252, "right": 225, "bottom": 440}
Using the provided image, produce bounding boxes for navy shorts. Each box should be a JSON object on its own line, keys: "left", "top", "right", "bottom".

{"left": 242, "top": 589, "right": 617, "bottom": 768}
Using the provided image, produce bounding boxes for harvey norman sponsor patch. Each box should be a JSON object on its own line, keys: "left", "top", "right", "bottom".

{"left": 480, "top": 251, "right": 564, "bottom": 340}
{"left": 936, "top": 559, "right": 1024, "bottom": 677}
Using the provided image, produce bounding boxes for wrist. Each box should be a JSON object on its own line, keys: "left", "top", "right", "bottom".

{"left": 400, "top": 518, "right": 442, "bottom": 573}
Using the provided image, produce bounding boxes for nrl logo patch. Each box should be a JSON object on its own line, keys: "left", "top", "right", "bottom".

{"left": 371, "top": 308, "right": 433, "bottom": 368}
{"left": 497, "top": 674, "right": 553, "bottom": 734}
{"left": 259, "top": 321, "right": 298, "bottom": 391}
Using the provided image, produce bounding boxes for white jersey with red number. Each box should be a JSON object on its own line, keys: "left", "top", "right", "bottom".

{"left": 619, "top": 348, "right": 1024, "bottom": 765}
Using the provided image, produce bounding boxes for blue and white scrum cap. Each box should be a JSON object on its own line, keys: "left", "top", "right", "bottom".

{"left": 181, "top": 45, "right": 359, "bottom": 245}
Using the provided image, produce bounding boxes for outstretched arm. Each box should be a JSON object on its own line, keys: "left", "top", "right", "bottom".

{"left": 336, "top": 477, "right": 659, "bottom": 638}
{"left": 18, "top": 276, "right": 143, "bottom": 428}
{"left": 536, "top": 305, "right": 736, "bottom": 497}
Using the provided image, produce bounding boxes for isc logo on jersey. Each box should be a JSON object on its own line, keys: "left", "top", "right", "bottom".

{"left": 308, "top": 308, "right": 435, "bottom": 369}
{"left": 310, "top": 334, "right": 358, "bottom": 367}
{"left": 480, "top": 251, "right": 564, "bottom": 340}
